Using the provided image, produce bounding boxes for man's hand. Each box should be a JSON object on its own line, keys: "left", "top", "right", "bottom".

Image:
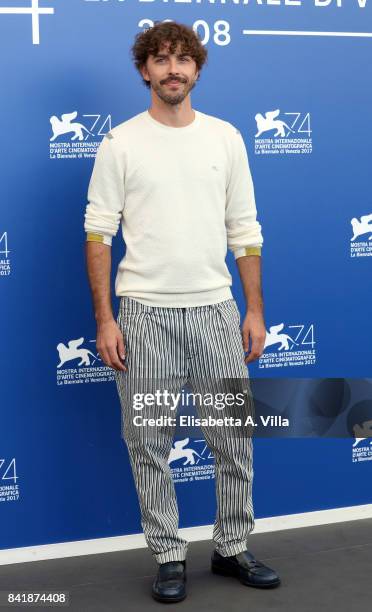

{"left": 241, "top": 310, "right": 266, "bottom": 364}
{"left": 96, "top": 319, "right": 127, "bottom": 372}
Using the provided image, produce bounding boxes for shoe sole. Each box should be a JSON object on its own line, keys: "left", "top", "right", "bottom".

{"left": 211, "top": 563, "right": 281, "bottom": 588}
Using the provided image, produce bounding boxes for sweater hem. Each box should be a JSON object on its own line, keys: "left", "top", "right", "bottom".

{"left": 116, "top": 286, "right": 233, "bottom": 308}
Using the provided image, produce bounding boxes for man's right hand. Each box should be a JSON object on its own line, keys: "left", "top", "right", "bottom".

{"left": 96, "top": 319, "right": 127, "bottom": 372}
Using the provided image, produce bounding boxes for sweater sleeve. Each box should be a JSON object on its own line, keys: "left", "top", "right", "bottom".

{"left": 225, "top": 126, "right": 263, "bottom": 259}
{"left": 84, "top": 133, "right": 125, "bottom": 246}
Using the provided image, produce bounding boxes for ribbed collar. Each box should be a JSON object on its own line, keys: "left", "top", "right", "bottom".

{"left": 144, "top": 109, "right": 201, "bottom": 133}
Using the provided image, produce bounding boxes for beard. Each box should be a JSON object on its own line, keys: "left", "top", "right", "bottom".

{"left": 151, "top": 78, "right": 197, "bottom": 105}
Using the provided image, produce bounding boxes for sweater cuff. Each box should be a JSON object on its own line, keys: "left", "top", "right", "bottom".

{"left": 86, "top": 232, "right": 112, "bottom": 246}
{"left": 233, "top": 246, "right": 262, "bottom": 259}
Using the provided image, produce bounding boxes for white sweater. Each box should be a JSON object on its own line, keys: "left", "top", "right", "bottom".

{"left": 84, "top": 109, "right": 263, "bottom": 307}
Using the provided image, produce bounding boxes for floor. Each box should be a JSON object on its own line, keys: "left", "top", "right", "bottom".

{"left": 0, "top": 518, "right": 371, "bottom": 611}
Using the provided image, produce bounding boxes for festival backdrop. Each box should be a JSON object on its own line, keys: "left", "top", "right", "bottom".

{"left": 0, "top": 0, "right": 371, "bottom": 552}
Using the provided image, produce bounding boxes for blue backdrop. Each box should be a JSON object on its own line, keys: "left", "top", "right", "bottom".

{"left": 1, "top": 0, "right": 371, "bottom": 551}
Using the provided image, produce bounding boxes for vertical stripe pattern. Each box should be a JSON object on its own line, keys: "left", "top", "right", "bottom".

{"left": 114, "top": 296, "right": 255, "bottom": 564}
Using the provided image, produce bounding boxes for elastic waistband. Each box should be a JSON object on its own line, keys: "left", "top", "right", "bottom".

{"left": 119, "top": 296, "right": 235, "bottom": 314}
{"left": 116, "top": 286, "right": 233, "bottom": 308}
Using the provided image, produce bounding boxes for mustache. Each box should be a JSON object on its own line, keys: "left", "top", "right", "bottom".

{"left": 162, "top": 78, "right": 186, "bottom": 84}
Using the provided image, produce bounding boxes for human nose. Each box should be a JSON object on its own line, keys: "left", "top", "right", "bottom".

{"left": 168, "top": 57, "right": 179, "bottom": 75}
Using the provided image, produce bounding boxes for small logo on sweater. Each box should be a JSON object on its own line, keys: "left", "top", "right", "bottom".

{"left": 211, "top": 165, "right": 219, "bottom": 171}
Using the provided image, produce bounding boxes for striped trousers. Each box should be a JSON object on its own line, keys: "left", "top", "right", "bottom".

{"left": 114, "top": 296, "right": 255, "bottom": 564}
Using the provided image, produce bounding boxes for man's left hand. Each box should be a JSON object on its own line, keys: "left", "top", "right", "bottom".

{"left": 241, "top": 310, "right": 266, "bottom": 364}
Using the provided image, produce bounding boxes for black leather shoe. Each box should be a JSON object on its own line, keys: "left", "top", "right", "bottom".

{"left": 211, "top": 549, "right": 280, "bottom": 588}
{"left": 152, "top": 560, "right": 187, "bottom": 603}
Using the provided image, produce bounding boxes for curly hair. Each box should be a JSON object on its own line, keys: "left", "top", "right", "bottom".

{"left": 131, "top": 21, "right": 208, "bottom": 89}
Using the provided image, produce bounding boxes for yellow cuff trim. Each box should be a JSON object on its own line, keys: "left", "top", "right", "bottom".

{"left": 244, "top": 246, "right": 261, "bottom": 256}
{"left": 86, "top": 232, "right": 105, "bottom": 243}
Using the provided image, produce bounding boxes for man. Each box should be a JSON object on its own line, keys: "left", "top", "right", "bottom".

{"left": 84, "top": 20, "right": 281, "bottom": 603}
